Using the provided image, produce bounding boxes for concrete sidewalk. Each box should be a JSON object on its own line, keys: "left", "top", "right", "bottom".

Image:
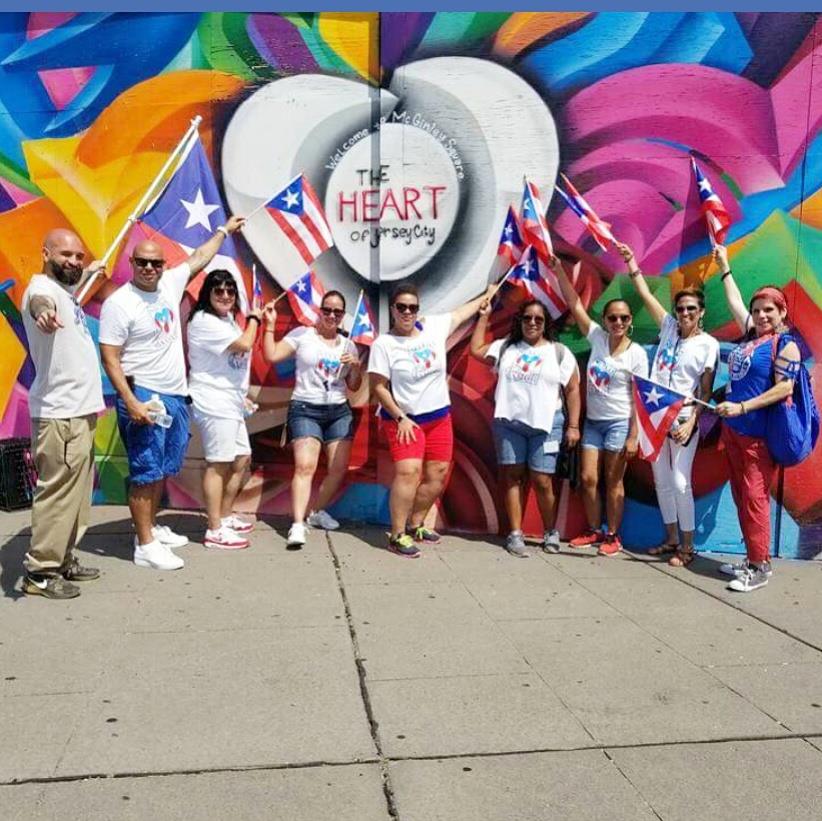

{"left": 2, "top": 506, "right": 822, "bottom": 820}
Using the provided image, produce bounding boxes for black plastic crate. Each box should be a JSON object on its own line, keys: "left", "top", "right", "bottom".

{"left": 0, "top": 437, "right": 36, "bottom": 511}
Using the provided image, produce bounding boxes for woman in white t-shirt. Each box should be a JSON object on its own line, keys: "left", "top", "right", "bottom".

{"left": 551, "top": 255, "right": 648, "bottom": 557}
{"left": 620, "top": 242, "right": 719, "bottom": 568}
{"left": 187, "top": 270, "right": 264, "bottom": 551}
{"left": 367, "top": 281, "right": 494, "bottom": 558}
{"left": 470, "top": 299, "right": 581, "bottom": 557}
{"left": 262, "top": 290, "right": 363, "bottom": 549}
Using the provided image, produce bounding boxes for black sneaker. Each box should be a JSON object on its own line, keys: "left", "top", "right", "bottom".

{"left": 23, "top": 574, "right": 80, "bottom": 599}
{"left": 62, "top": 557, "right": 100, "bottom": 582}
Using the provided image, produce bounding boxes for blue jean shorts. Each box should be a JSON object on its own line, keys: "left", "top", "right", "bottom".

{"left": 582, "top": 417, "right": 630, "bottom": 453}
{"left": 287, "top": 400, "right": 353, "bottom": 444}
{"left": 116, "top": 385, "right": 190, "bottom": 486}
{"left": 493, "top": 412, "right": 565, "bottom": 474}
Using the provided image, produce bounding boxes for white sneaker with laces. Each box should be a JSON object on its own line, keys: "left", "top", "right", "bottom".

{"left": 221, "top": 514, "right": 253, "bottom": 534}
{"left": 204, "top": 526, "right": 249, "bottom": 550}
{"left": 719, "top": 558, "right": 773, "bottom": 578}
{"left": 152, "top": 524, "right": 189, "bottom": 549}
{"left": 306, "top": 509, "right": 340, "bottom": 530}
{"left": 134, "top": 539, "right": 184, "bottom": 571}
{"left": 286, "top": 522, "right": 307, "bottom": 548}
{"left": 727, "top": 563, "right": 771, "bottom": 593}
{"left": 542, "top": 529, "right": 561, "bottom": 553}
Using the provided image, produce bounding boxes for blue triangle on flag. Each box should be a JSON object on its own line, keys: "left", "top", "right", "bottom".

{"left": 268, "top": 176, "right": 304, "bottom": 216}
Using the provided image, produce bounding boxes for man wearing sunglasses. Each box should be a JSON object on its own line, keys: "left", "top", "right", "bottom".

{"left": 99, "top": 215, "right": 245, "bottom": 571}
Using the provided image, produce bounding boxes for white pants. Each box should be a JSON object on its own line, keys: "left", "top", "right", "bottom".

{"left": 192, "top": 409, "right": 251, "bottom": 463}
{"left": 651, "top": 432, "right": 699, "bottom": 532}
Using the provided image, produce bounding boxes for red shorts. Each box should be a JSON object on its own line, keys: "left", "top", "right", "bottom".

{"left": 383, "top": 413, "right": 454, "bottom": 463}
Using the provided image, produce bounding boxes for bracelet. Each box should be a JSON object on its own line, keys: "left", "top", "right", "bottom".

{"left": 567, "top": 425, "right": 579, "bottom": 430}
{"left": 739, "top": 401, "right": 746, "bottom": 415}
{"left": 264, "top": 327, "right": 275, "bottom": 335}
{"left": 396, "top": 414, "right": 407, "bottom": 423}
{"left": 721, "top": 270, "right": 732, "bottom": 281}
{"left": 247, "top": 315, "right": 261, "bottom": 324}
{"left": 216, "top": 225, "right": 228, "bottom": 238}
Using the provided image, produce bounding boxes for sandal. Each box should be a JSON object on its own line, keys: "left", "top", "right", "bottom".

{"left": 668, "top": 549, "right": 695, "bottom": 568}
{"left": 648, "top": 542, "right": 679, "bottom": 557}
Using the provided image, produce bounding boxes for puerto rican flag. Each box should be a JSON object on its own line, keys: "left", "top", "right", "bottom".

{"left": 506, "top": 244, "right": 565, "bottom": 318}
{"left": 520, "top": 179, "right": 554, "bottom": 261}
{"left": 691, "top": 157, "right": 731, "bottom": 247}
{"left": 287, "top": 270, "right": 326, "bottom": 325}
{"left": 555, "top": 173, "right": 616, "bottom": 251}
{"left": 350, "top": 291, "right": 377, "bottom": 346}
{"left": 252, "top": 264, "right": 263, "bottom": 304}
{"left": 265, "top": 173, "right": 334, "bottom": 265}
{"left": 633, "top": 375, "right": 687, "bottom": 462}
{"left": 497, "top": 205, "right": 525, "bottom": 267}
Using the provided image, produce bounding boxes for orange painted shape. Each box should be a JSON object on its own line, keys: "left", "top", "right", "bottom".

{"left": 493, "top": 12, "right": 591, "bottom": 59}
{"left": 0, "top": 314, "right": 26, "bottom": 415}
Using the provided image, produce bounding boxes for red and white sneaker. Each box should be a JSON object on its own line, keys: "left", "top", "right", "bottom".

{"left": 569, "top": 529, "right": 604, "bottom": 548}
{"left": 204, "top": 526, "right": 249, "bottom": 550}
{"left": 598, "top": 533, "right": 623, "bottom": 557}
{"left": 221, "top": 514, "right": 254, "bottom": 534}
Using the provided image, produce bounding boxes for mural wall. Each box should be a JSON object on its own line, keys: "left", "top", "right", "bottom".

{"left": 1, "top": 12, "right": 821, "bottom": 557}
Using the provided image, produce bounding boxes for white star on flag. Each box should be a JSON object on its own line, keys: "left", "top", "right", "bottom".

{"left": 181, "top": 189, "right": 219, "bottom": 231}
{"left": 297, "top": 278, "right": 307, "bottom": 292}
{"left": 283, "top": 188, "right": 300, "bottom": 209}
{"left": 698, "top": 178, "right": 711, "bottom": 192}
{"left": 504, "top": 225, "right": 513, "bottom": 238}
{"left": 358, "top": 310, "right": 369, "bottom": 324}
{"left": 644, "top": 386, "right": 663, "bottom": 406}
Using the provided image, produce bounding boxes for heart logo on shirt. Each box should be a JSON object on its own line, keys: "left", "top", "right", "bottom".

{"left": 412, "top": 347, "right": 435, "bottom": 369}
{"left": 154, "top": 306, "right": 175, "bottom": 334}
{"left": 588, "top": 359, "right": 612, "bottom": 390}
{"left": 516, "top": 352, "right": 542, "bottom": 373}
{"left": 657, "top": 344, "right": 678, "bottom": 372}
{"left": 318, "top": 357, "right": 341, "bottom": 377}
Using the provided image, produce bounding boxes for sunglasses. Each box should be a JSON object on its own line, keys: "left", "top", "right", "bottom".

{"left": 321, "top": 306, "right": 345, "bottom": 318}
{"left": 213, "top": 286, "right": 237, "bottom": 297}
{"left": 521, "top": 315, "right": 545, "bottom": 326}
{"left": 606, "top": 314, "right": 631, "bottom": 323}
{"left": 675, "top": 305, "right": 700, "bottom": 314}
{"left": 394, "top": 302, "right": 420, "bottom": 314}
{"left": 133, "top": 257, "right": 165, "bottom": 269}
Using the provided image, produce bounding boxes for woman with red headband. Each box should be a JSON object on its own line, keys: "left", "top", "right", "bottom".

{"left": 713, "top": 245, "right": 800, "bottom": 592}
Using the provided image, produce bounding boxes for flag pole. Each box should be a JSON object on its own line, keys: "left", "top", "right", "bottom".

{"left": 489, "top": 261, "right": 518, "bottom": 300}
{"left": 76, "top": 115, "right": 203, "bottom": 304}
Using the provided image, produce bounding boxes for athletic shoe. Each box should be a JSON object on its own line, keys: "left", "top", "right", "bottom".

{"left": 387, "top": 533, "right": 420, "bottom": 558}
{"left": 505, "top": 531, "right": 528, "bottom": 558}
{"left": 408, "top": 525, "right": 441, "bottom": 544}
{"left": 23, "top": 574, "right": 80, "bottom": 599}
{"left": 221, "top": 514, "right": 254, "bottom": 534}
{"left": 286, "top": 522, "right": 306, "bottom": 549}
{"left": 542, "top": 529, "right": 561, "bottom": 554}
{"left": 598, "top": 533, "right": 623, "bottom": 557}
{"left": 134, "top": 539, "right": 184, "bottom": 571}
{"left": 306, "top": 509, "right": 340, "bottom": 530}
{"left": 61, "top": 557, "right": 100, "bottom": 582}
{"left": 727, "top": 563, "right": 771, "bottom": 593}
{"left": 152, "top": 524, "right": 189, "bottom": 549}
{"left": 204, "top": 526, "right": 249, "bottom": 550}
{"left": 718, "top": 558, "right": 773, "bottom": 579}
{"left": 569, "top": 529, "right": 603, "bottom": 548}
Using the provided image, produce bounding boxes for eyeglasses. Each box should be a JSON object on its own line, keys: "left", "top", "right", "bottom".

{"left": 321, "top": 307, "right": 345, "bottom": 318}
{"left": 213, "top": 286, "right": 237, "bottom": 297}
{"left": 133, "top": 257, "right": 165, "bottom": 269}
{"left": 394, "top": 302, "right": 420, "bottom": 314}
{"left": 606, "top": 314, "right": 631, "bottom": 323}
{"left": 521, "top": 315, "right": 545, "bottom": 326}
{"left": 675, "top": 305, "right": 699, "bottom": 314}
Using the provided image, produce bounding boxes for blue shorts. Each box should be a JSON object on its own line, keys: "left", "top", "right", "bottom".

{"left": 287, "top": 400, "right": 353, "bottom": 444}
{"left": 582, "top": 417, "right": 630, "bottom": 453}
{"left": 493, "top": 413, "right": 565, "bottom": 474}
{"left": 116, "top": 385, "right": 190, "bottom": 486}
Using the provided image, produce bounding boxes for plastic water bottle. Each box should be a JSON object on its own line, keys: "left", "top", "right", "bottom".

{"left": 243, "top": 401, "right": 259, "bottom": 419}
{"left": 147, "top": 393, "right": 173, "bottom": 428}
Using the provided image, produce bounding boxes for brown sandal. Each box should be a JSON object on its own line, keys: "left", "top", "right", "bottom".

{"left": 668, "top": 549, "right": 695, "bottom": 568}
{"left": 648, "top": 542, "right": 679, "bottom": 557}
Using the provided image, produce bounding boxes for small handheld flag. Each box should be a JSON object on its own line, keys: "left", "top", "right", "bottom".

{"left": 555, "top": 174, "right": 616, "bottom": 250}
{"left": 350, "top": 291, "right": 377, "bottom": 346}
{"left": 287, "top": 270, "right": 326, "bottom": 326}
{"left": 691, "top": 158, "right": 731, "bottom": 247}
{"left": 497, "top": 205, "right": 525, "bottom": 267}
{"left": 520, "top": 178, "right": 554, "bottom": 261}
{"left": 633, "top": 375, "right": 688, "bottom": 462}
{"left": 506, "top": 245, "right": 566, "bottom": 318}
{"left": 252, "top": 263, "right": 263, "bottom": 305}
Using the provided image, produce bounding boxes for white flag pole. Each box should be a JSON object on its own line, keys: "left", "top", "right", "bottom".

{"left": 76, "top": 115, "right": 203, "bottom": 304}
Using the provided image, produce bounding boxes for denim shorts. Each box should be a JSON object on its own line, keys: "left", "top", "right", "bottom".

{"left": 582, "top": 417, "right": 630, "bottom": 453}
{"left": 493, "top": 412, "right": 565, "bottom": 474}
{"left": 287, "top": 400, "right": 353, "bottom": 444}
{"left": 116, "top": 385, "right": 190, "bottom": 486}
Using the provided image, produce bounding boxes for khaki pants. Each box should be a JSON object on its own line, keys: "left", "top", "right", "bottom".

{"left": 24, "top": 415, "right": 97, "bottom": 576}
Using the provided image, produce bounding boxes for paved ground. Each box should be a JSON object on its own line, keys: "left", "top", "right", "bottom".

{"left": 2, "top": 506, "right": 822, "bottom": 820}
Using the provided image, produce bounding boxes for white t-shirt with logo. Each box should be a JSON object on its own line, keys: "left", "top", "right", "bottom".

{"left": 486, "top": 338, "right": 578, "bottom": 433}
{"left": 22, "top": 274, "right": 105, "bottom": 419}
{"left": 187, "top": 311, "right": 250, "bottom": 419}
{"left": 98, "top": 262, "right": 190, "bottom": 396}
{"left": 284, "top": 326, "right": 357, "bottom": 405}
{"left": 367, "top": 313, "right": 452, "bottom": 417}
{"left": 651, "top": 313, "right": 719, "bottom": 419}
{"left": 585, "top": 323, "right": 649, "bottom": 421}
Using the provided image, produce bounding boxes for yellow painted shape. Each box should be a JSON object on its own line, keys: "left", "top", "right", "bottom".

{"left": 493, "top": 12, "right": 591, "bottom": 59}
{"left": 318, "top": 13, "right": 379, "bottom": 84}
{"left": 0, "top": 315, "right": 26, "bottom": 414}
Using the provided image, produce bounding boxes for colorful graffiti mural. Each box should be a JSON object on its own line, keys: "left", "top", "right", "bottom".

{"left": 2, "top": 12, "right": 821, "bottom": 558}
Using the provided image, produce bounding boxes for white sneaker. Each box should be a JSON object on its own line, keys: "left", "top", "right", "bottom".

{"left": 286, "top": 522, "right": 307, "bottom": 548}
{"left": 542, "top": 529, "right": 561, "bottom": 554}
{"left": 221, "top": 514, "right": 253, "bottom": 534}
{"left": 134, "top": 539, "right": 184, "bottom": 571}
{"left": 727, "top": 563, "right": 771, "bottom": 593}
{"left": 719, "top": 559, "right": 773, "bottom": 578}
{"left": 204, "top": 526, "right": 249, "bottom": 550}
{"left": 152, "top": 524, "right": 189, "bottom": 549}
{"left": 306, "top": 509, "right": 340, "bottom": 530}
